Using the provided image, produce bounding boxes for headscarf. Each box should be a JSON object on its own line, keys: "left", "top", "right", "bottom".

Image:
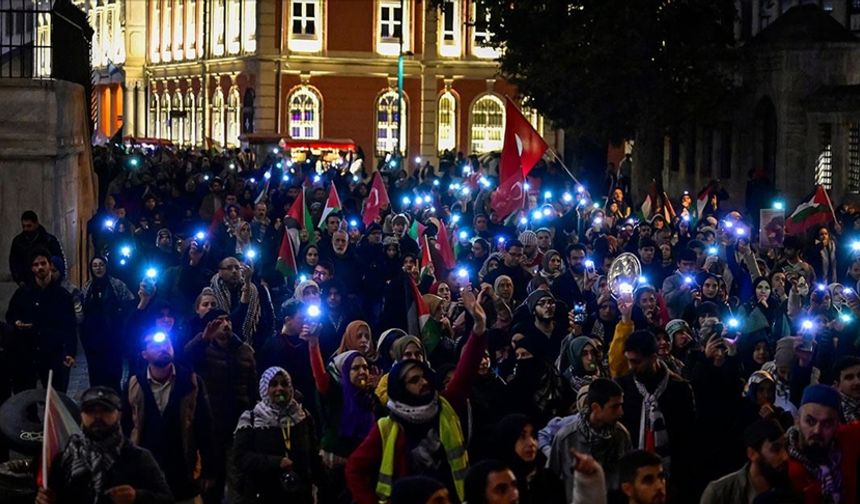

{"left": 50, "top": 256, "right": 66, "bottom": 281}
{"left": 336, "top": 351, "right": 376, "bottom": 440}
{"left": 292, "top": 279, "right": 320, "bottom": 301}
{"left": 479, "top": 252, "right": 504, "bottom": 281}
{"left": 236, "top": 367, "right": 306, "bottom": 431}
{"left": 391, "top": 335, "right": 427, "bottom": 362}
{"left": 539, "top": 249, "right": 565, "bottom": 281}
{"left": 377, "top": 328, "right": 408, "bottom": 370}
{"left": 566, "top": 336, "right": 597, "bottom": 378}
{"left": 744, "top": 370, "right": 776, "bottom": 402}
{"left": 337, "top": 320, "right": 377, "bottom": 360}
{"left": 493, "top": 414, "right": 536, "bottom": 479}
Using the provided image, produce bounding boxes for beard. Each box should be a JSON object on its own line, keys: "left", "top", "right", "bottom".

{"left": 572, "top": 264, "right": 586, "bottom": 274}
{"left": 84, "top": 421, "right": 122, "bottom": 446}
{"left": 152, "top": 353, "right": 173, "bottom": 368}
{"left": 756, "top": 458, "right": 790, "bottom": 489}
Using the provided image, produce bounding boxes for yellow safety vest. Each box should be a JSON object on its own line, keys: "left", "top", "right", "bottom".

{"left": 375, "top": 396, "right": 468, "bottom": 502}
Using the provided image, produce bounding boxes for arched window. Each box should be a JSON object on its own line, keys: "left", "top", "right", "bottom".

{"left": 470, "top": 94, "right": 504, "bottom": 153}
{"left": 226, "top": 87, "right": 241, "bottom": 147}
{"left": 211, "top": 89, "right": 225, "bottom": 147}
{"left": 437, "top": 91, "right": 457, "bottom": 153}
{"left": 172, "top": 91, "right": 183, "bottom": 144}
{"left": 149, "top": 93, "right": 160, "bottom": 138}
{"left": 376, "top": 89, "right": 406, "bottom": 155}
{"left": 195, "top": 92, "right": 204, "bottom": 146}
{"left": 288, "top": 86, "right": 321, "bottom": 139}
{"left": 184, "top": 91, "right": 195, "bottom": 145}
{"left": 160, "top": 90, "right": 171, "bottom": 140}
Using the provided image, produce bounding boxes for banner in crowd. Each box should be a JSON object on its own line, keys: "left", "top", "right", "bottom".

{"left": 759, "top": 208, "right": 785, "bottom": 248}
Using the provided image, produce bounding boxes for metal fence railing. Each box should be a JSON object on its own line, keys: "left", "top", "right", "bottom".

{"left": 0, "top": 0, "right": 53, "bottom": 78}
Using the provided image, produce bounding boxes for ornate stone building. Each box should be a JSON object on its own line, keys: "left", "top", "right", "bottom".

{"left": 80, "top": 0, "right": 561, "bottom": 165}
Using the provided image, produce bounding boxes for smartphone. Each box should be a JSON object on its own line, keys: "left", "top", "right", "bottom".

{"left": 573, "top": 302, "right": 586, "bottom": 324}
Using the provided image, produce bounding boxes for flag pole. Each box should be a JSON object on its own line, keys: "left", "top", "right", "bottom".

{"left": 819, "top": 185, "right": 840, "bottom": 224}
{"left": 547, "top": 148, "right": 583, "bottom": 186}
{"left": 41, "top": 369, "right": 54, "bottom": 489}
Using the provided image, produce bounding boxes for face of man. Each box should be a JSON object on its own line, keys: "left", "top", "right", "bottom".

{"left": 403, "top": 366, "right": 432, "bottom": 398}
{"left": 798, "top": 403, "right": 839, "bottom": 459}
{"left": 326, "top": 216, "right": 341, "bottom": 235}
{"left": 369, "top": 230, "right": 383, "bottom": 244}
{"left": 504, "top": 246, "right": 524, "bottom": 268}
{"left": 332, "top": 232, "right": 349, "bottom": 255}
{"left": 31, "top": 255, "right": 50, "bottom": 283}
{"left": 282, "top": 312, "right": 305, "bottom": 336}
{"left": 639, "top": 225, "right": 652, "bottom": 240}
{"left": 591, "top": 395, "right": 624, "bottom": 427}
{"left": 402, "top": 256, "right": 417, "bottom": 274}
{"left": 484, "top": 469, "right": 519, "bottom": 504}
{"left": 678, "top": 259, "right": 697, "bottom": 275}
{"left": 157, "top": 232, "right": 171, "bottom": 248}
{"left": 749, "top": 436, "right": 790, "bottom": 488}
{"left": 142, "top": 335, "right": 174, "bottom": 368}
{"left": 639, "top": 246, "right": 655, "bottom": 264}
{"left": 625, "top": 351, "right": 657, "bottom": 380}
{"left": 536, "top": 231, "right": 552, "bottom": 251}
{"left": 218, "top": 258, "right": 242, "bottom": 286}
{"left": 622, "top": 464, "right": 666, "bottom": 504}
{"left": 326, "top": 287, "right": 342, "bottom": 310}
{"left": 81, "top": 404, "right": 121, "bottom": 442}
{"left": 21, "top": 219, "right": 38, "bottom": 235}
{"left": 313, "top": 265, "right": 332, "bottom": 284}
{"left": 837, "top": 364, "right": 860, "bottom": 400}
{"left": 254, "top": 203, "right": 267, "bottom": 220}
{"left": 533, "top": 296, "right": 556, "bottom": 321}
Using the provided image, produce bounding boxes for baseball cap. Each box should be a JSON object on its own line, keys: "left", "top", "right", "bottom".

{"left": 80, "top": 386, "right": 122, "bottom": 411}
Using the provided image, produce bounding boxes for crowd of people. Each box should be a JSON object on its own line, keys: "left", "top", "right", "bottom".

{"left": 3, "top": 143, "right": 860, "bottom": 504}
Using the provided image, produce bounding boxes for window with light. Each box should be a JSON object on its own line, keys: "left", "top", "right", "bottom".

{"left": 288, "top": 86, "right": 321, "bottom": 140}
{"left": 438, "top": 91, "right": 457, "bottom": 152}
{"left": 377, "top": 0, "right": 409, "bottom": 55}
{"left": 376, "top": 90, "right": 407, "bottom": 155}
{"left": 289, "top": 0, "right": 322, "bottom": 52}
{"left": 471, "top": 0, "right": 499, "bottom": 59}
{"left": 160, "top": 91, "right": 171, "bottom": 140}
{"left": 439, "top": 0, "right": 460, "bottom": 57}
{"left": 172, "top": 91, "right": 183, "bottom": 144}
{"left": 470, "top": 94, "right": 504, "bottom": 153}
{"left": 211, "top": 89, "right": 225, "bottom": 146}
{"left": 227, "top": 88, "right": 241, "bottom": 147}
{"left": 184, "top": 92, "right": 195, "bottom": 145}
{"left": 149, "top": 93, "right": 160, "bottom": 138}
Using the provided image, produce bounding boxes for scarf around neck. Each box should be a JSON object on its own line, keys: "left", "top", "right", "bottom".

{"left": 786, "top": 425, "right": 842, "bottom": 503}
{"left": 210, "top": 273, "right": 261, "bottom": 344}
{"left": 387, "top": 395, "right": 440, "bottom": 424}
{"left": 633, "top": 363, "right": 671, "bottom": 463}
{"left": 60, "top": 430, "right": 123, "bottom": 503}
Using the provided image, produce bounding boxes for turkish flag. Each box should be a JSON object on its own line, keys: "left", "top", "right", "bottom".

{"left": 492, "top": 97, "right": 548, "bottom": 218}
{"left": 362, "top": 171, "right": 391, "bottom": 226}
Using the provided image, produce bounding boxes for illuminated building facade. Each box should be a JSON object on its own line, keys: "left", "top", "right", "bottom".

{"left": 82, "top": 0, "right": 560, "bottom": 164}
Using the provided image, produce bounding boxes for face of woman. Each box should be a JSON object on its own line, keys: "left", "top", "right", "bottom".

{"left": 497, "top": 279, "right": 514, "bottom": 299}
{"left": 548, "top": 255, "right": 562, "bottom": 272}
{"left": 581, "top": 344, "right": 597, "bottom": 373}
{"left": 753, "top": 341, "right": 769, "bottom": 365}
{"left": 401, "top": 342, "right": 424, "bottom": 362}
{"left": 702, "top": 278, "right": 719, "bottom": 299}
{"left": 755, "top": 380, "right": 775, "bottom": 406}
{"left": 436, "top": 283, "right": 451, "bottom": 302}
{"left": 598, "top": 300, "right": 616, "bottom": 320}
{"left": 514, "top": 424, "right": 538, "bottom": 463}
{"left": 354, "top": 326, "right": 371, "bottom": 354}
{"left": 638, "top": 292, "right": 657, "bottom": 315}
{"left": 302, "top": 286, "right": 320, "bottom": 303}
{"left": 349, "top": 356, "right": 370, "bottom": 388}
{"left": 196, "top": 295, "right": 218, "bottom": 317}
{"left": 755, "top": 281, "right": 772, "bottom": 300}
{"left": 305, "top": 249, "right": 319, "bottom": 266}
{"left": 656, "top": 334, "right": 671, "bottom": 357}
{"left": 267, "top": 372, "right": 294, "bottom": 406}
{"left": 91, "top": 259, "right": 107, "bottom": 278}
{"left": 228, "top": 208, "right": 239, "bottom": 220}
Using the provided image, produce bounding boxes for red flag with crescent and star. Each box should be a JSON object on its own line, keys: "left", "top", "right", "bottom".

{"left": 491, "top": 97, "right": 548, "bottom": 219}
{"left": 362, "top": 171, "right": 391, "bottom": 226}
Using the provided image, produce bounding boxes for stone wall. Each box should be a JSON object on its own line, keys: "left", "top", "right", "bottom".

{"left": 0, "top": 79, "right": 96, "bottom": 311}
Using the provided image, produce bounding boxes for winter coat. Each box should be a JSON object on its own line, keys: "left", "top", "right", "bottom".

{"left": 9, "top": 226, "right": 65, "bottom": 284}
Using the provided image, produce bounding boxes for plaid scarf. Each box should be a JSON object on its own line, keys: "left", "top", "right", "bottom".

{"left": 210, "top": 273, "right": 261, "bottom": 345}
{"left": 841, "top": 393, "right": 860, "bottom": 423}
{"left": 633, "top": 363, "right": 671, "bottom": 468}
{"left": 786, "top": 426, "right": 842, "bottom": 503}
{"left": 573, "top": 412, "right": 615, "bottom": 447}
{"left": 60, "top": 431, "right": 123, "bottom": 504}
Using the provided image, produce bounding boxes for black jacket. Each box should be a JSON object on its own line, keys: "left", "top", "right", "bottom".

{"left": 9, "top": 226, "right": 64, "bottom": 285}
{"left": 5, "top": 281, "right": 76, "bottom": 358}
{"left": 48, "top": 438, "right": 173, "bottom": 504}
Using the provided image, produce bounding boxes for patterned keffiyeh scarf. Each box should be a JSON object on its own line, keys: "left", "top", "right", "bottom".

{"left": 60, "top": 431, "right": 123, "bottom": 504}
{"left": 841, "top": 393, "right": 860, "bottom": 423}
{"left": 787, "top": 426, "right": 842, "bottom": 503}
{"left": 633, "top": 363, "right": 671, "bottom": 468}
{"left": 574, "top": 411, "right": 615, "bottom": 447}
{"left": 210, "top": 273, "right": 261, "bottom": 345}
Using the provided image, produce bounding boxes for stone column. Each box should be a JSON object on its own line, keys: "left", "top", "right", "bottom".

{"left": 253, "top": 0, "right": 279, "bottom": 134}
{"left": 419, "top": 4, "right": 439, "bottom": 169}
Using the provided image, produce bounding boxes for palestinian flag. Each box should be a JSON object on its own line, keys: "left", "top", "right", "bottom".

{"left": 318, "top": 181, "right": 342, "bottom": 228}
{"left": 785, "top": 185, "right": 834, "bottom": 236}
{"left": 420, "top": 235, "right": 434, "bottom": 277}
{"left": 696, "top": 181, "right": 716, "bottom": 217}
{"left": 287, "top": 189, "right": 315, "bottom": 241}
{"left": 38, "top": 371, "right": 81, "bottom": 488}
{"left": 405, "top": 275, "right": 442, "bottom": 354}
{"left": 408, "top": 219, "right": 426, "bottom": 245}
{"left": 276, "top": 228, "right": 298, "bottom": 277}
{"left": 640, "top": 179, "right": 658, "bottom": 219}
